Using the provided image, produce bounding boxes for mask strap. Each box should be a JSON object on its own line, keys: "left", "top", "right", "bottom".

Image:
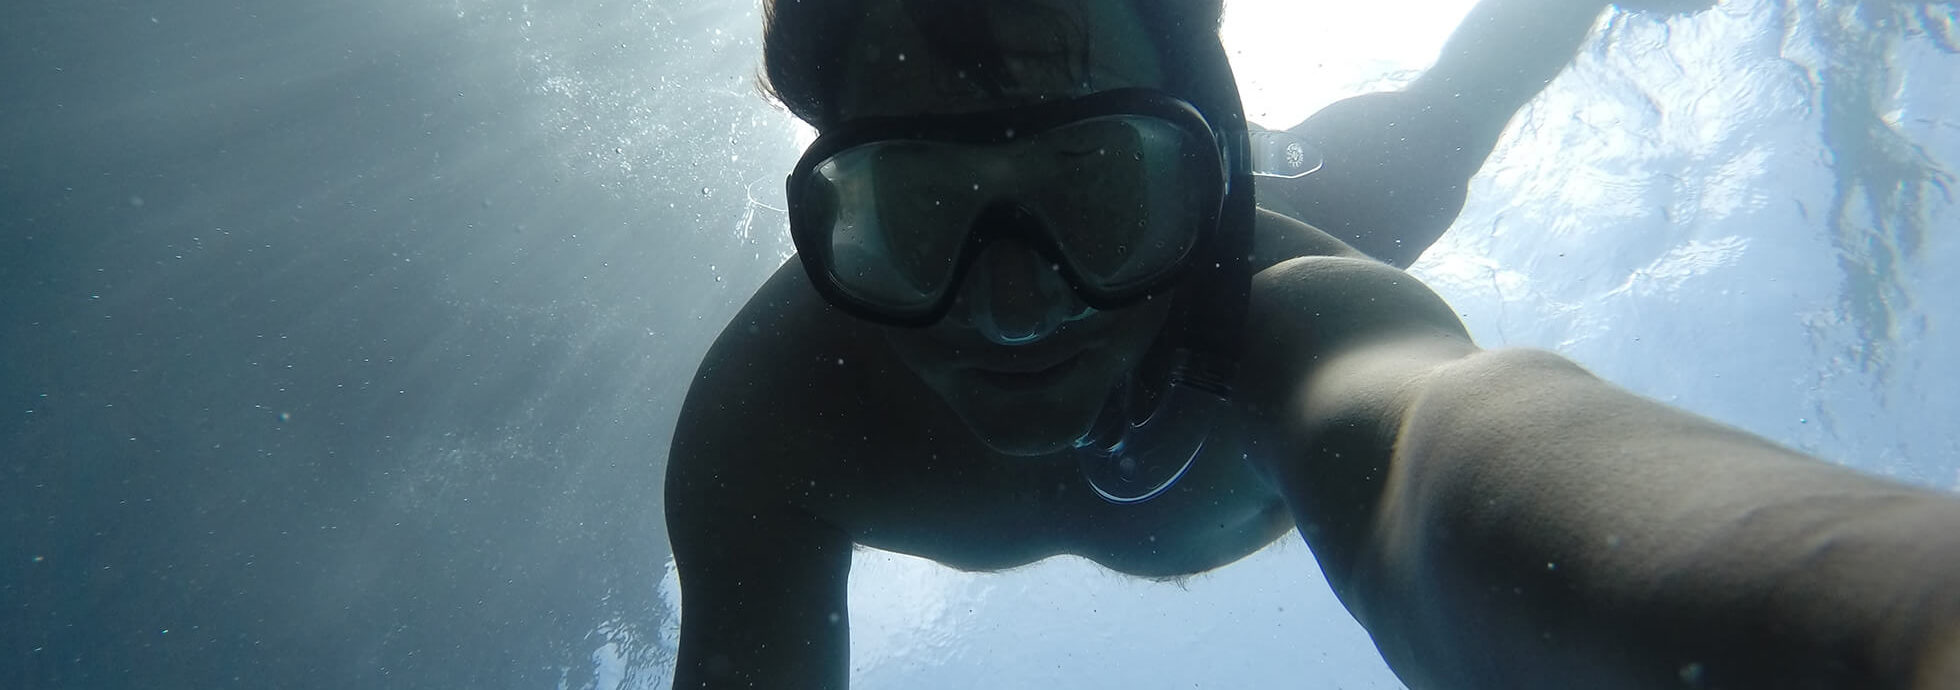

{"left": 1247, "top": 129, "right": 1323, "bottom": 179}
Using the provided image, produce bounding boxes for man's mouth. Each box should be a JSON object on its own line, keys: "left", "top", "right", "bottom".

{"left": 971, "top": 352, "right": 1085, "bottom": 391}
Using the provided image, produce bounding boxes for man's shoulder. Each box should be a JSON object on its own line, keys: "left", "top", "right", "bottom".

{"left": 673, "top": 257, "right": 933, "bottom": 464}
{"left": 691, "top": 260, "right": 870, "bottom": 392}
{"left": 1247, "top": 210, "right": 1461, "bottom": 336}
{"left": 1250, "top": 252, "right": 1470, "bottom": 349}
{"left": 668, "top": 259, "right": 891, "bottom": 512}
{"left": 679, "top": 261, "right": 862, "bottom": 442}
{"left": 1249, "top": 207, "right": 1368, "bottom": 269}
{"left": 1239, "top": 232, "right": 1474, "bottom": 408}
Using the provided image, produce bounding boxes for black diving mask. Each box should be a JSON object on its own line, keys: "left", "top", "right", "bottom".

{"left": 788, "top": 88, "right": 1317, "bottom": 327}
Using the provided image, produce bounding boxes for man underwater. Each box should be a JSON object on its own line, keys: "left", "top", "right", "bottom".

{"left": 665, "top": 0, "right": 1960, "bottom": 688}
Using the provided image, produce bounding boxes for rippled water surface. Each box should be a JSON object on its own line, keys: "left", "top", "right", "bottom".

{"left": 2, "top": 0, "right": 1953, "bottom": 688}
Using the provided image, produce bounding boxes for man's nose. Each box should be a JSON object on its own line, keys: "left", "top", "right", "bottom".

{"left": 949, "top": 241, "right": 1092, "bottom": 346}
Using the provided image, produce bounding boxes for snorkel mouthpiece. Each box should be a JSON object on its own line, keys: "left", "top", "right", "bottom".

{"left": 1073, "top": 350, "right": 1228, "bottom": 503}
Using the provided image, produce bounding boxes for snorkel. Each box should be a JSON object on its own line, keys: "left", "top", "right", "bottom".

{"left": 1071, "top": 28, "right": 1261, "bottom": 503}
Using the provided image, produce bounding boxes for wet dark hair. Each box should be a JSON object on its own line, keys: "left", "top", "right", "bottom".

{"left": 759, "top": 0, "right": 1227, "bottom": 128}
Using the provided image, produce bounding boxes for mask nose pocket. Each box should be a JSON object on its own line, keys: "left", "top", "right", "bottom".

{"left": 961, "top": 205, "right": 1085, "bottom": 346}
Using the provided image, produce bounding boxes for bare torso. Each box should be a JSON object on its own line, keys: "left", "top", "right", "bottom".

{"left": 679, "top": 209, "right": 1364, "bottom": 578}
{"left": 670, "top": 201, "right": 1960, "bottom": 690}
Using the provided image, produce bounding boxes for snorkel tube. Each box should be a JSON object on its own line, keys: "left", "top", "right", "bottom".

{"left": 1073, "top": 28, "right": 1256, "bottom": 503}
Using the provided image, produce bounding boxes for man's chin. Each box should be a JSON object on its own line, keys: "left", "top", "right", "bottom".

{"left": 954, "top": 403, "right": 1095, "bottom": 457}
{"left": 975, "top": 432, "right": 1075, "bottom": 458}
{"left": 916, "top": 352, "right": 1130, "bottom": 457}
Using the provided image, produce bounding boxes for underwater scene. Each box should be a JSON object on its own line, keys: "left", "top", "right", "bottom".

{"left": 3, "top": 0, "right": 1955, "bottom": 687}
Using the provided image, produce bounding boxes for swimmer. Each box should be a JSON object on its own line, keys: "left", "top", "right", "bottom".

{"left": 666, "top": 1, "right": 1960, "bottom": 687}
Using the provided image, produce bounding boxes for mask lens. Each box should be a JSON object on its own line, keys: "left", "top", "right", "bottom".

{"left": 791, "top": 90, "right": 1225, "bottom": 322}
{"left": 810, "top": 142, "right": 982, "bottom": 314}
{"left": 1028, "top": 115, "right": 1214, "bottom": 293}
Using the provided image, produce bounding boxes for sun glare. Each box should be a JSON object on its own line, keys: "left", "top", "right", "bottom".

{"left": 1222, "top": 0, "right": 1481, "bottom": 127}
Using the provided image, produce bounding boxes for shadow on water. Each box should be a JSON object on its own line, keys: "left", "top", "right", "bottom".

{"left": 1768, "top": 0, "right": 1958, "bottom": 450}
{"left": 1799, "top": 0, "right": 1955, "bottom": 371}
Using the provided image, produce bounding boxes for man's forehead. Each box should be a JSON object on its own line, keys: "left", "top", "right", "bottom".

{"left": 837, "top": 0, "right": 1164, "bottom": 119}
{"left": 985, "top": 1, "right": 1098, "bottom": 55}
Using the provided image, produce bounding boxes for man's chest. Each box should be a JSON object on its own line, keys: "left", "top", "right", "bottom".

{"left": 790, "top": 406, "right": 1294, "bottom": 577}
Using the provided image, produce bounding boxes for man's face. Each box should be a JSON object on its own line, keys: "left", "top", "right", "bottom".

{"left": 834, "top": 0, "right": 1178, "bottom": 456}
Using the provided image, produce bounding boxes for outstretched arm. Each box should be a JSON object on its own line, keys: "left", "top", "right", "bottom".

{"left": 1405, "top": 0, "right": 1614, "bottom": 124}
{"left": 1249, "top": 257, "right": 1960, "bottom": 689}
{"left": 666, "top": 414, "right": 853, "bottom": 689}
{"left": 1365, "top": 348, "right": 1960, "bottom": 689}
{"left": 1256, "top": 0, "right": 1612, "bottom": 267}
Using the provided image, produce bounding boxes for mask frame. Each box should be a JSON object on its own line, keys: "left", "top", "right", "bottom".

{"left": 787, "top": 88, "right": 1231, "bottom": 327}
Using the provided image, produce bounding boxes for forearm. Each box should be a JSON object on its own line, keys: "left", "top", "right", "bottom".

{"left": 1262, "top": 0, "right": 1609, "bottom": 266}
{"left": 1358, "top": 348, "right": 1960, "bottom": 689}
{"left": 1409, "top": 0, "right": 1607, "bottom": 122}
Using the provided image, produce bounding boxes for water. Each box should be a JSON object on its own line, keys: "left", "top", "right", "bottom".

{"left": 1, "top": 1, "right": 1953, "bottom": 688}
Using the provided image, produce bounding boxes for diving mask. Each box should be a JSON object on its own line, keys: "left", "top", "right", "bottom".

{"left": 788, "top": 87, "right": 1318, "bottom": 327}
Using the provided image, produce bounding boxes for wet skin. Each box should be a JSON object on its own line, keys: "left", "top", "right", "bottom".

{"left": 666, "top": 0, "right": 1960, "bottom": 688}
{"left": 677, "top": 208, "right": 1365, "bottom": 575}
{"left": 670, "top": 207, "right": 1960, "bottom": 690}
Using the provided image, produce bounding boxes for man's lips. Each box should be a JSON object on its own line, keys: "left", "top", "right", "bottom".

{"left": 969, "top": 351, "right": 1086, "bottom": 391}
{"left": 973, "top": 350, "right": 1082, "bottom": 374}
